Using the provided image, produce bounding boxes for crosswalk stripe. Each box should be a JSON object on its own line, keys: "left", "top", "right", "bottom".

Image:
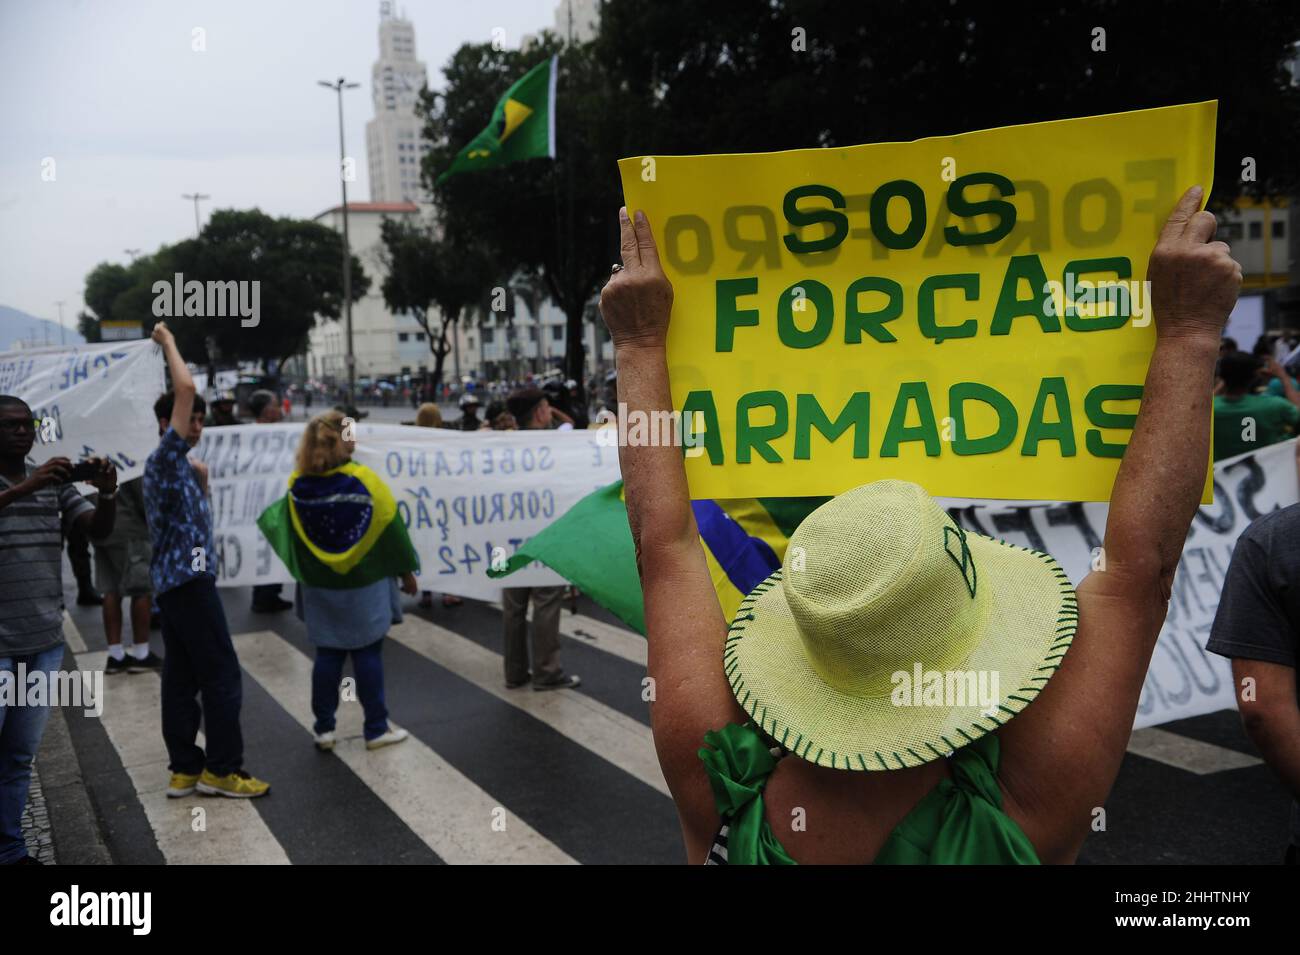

{"left": 390, "top": 615, "right": 670, "bottom": 798}
{"left": 487, "top": 600, "right": 647, "bottom": 667}
{"left": 232, "top": 631, "right": 576, "bottom": 865}
{"left": 75, "top": 650, "right": 290, "bottom": 864}
{"left": 1126, "top": 727, "right": 1263, "bottom": 774}
{"left": 62, "top": 611, "right": 86, "bottom": 655}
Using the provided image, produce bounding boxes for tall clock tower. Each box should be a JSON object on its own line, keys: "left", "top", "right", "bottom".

{"left": 365, "top": 2, "right": 429, "bottom": 202}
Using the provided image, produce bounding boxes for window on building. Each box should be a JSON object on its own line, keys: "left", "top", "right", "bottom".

{"left": 1219, "top": 221, "right": 1243, "bottom": 241}
{"left": 415, "top": 333, "right": 426, "bottom": 342}
{"left": 528, "top": 327, "right": 538, "bottom": 342}
{"left": 398, "top": 333, "right": 409, "bottom": 342}
{"left": 551, "top": 325, "right": 563, "bottom": 341}
{"left": 467, "top": 336, "right": 475, "bottom": 349}
{"left": 1274, "top": 220, "right": 1286, "bottom": 239}
{"left": 1249, "top": 221, "right": 1263, "bottom": 240}
{"left": 482, "top": 328, "right": 495, "bottom": 344}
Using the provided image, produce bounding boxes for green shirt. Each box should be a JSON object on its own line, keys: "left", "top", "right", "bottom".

{"left": 698, "top": 722, "right": 1039, "bottom": 864}
{"left": 1212, "top": 393, "right": 1300, "bottom": 462}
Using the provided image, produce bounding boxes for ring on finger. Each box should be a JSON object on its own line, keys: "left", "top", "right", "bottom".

{"left": 610, "top": 263, "right": 624, "bottom": 274}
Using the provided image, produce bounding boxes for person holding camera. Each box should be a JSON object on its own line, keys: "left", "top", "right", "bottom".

{"left": 0, "top": 394, "right": 117, "bottom": 864}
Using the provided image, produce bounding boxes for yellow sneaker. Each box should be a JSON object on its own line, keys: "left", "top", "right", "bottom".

{"left": 196, "top": 769, "right": 270, "bottom": 799}
{"left": 166, "top": 772, "right": 201, "bottom": 798}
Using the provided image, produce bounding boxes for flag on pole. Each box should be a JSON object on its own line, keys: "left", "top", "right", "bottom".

{"left": 488, "top": 481, "right": 828, "bottom": 634}
{"left": 437, "top": 55, "right": 557, "bottom": 184}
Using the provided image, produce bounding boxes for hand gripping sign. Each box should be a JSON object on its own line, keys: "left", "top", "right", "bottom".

{"left": 619, "top": 102, "right": 1217, "bottom": 502}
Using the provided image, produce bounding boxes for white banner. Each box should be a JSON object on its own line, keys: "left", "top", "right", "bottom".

{"left": 0, "top": 339, "right": 165, "bottom": 483}
{"left": 197, "top": 423, "right": 621, "bottom": 600}
{"left": 941, "top": 438, "right": 1299, "bottom": 728}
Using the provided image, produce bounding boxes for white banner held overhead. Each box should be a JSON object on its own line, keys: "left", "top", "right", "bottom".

{"left": 197, "top": 423, "right": 622, "bottom": 600}
{"left": 940, "top": 438, "right": 1299, "bottom": 729}
{"left": 0, "top": 339, "right": 165, "bottom": 483}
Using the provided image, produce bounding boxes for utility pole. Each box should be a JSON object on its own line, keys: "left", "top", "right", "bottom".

{"left": 318, "top": 77, "right": 361, "bottom": 406}
{"left": 55, "top": 300, "right": 65, "bottom": 346}
{"left": 181, "top": 193, "right": 210, "bottom": 236}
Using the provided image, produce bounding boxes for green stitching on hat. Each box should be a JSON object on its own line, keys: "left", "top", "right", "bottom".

{"left": 876, "top": 752, "right": 888, "bottom": 769}
{"left": 781, "top": 727, "right": 790, "bottom": 746}
{"left": 1007, "top": 694, "right": 1033, "bottom": 705}
{"left": 793, "top": 733, "right": 803, "bottom": 752}
{"left": 943, "top": 524, "right": 978, "bottom": 598}
{"left": 925, "top": 742, "right": 946, "bottom": 759}
{"left": 858, "top": 754, "right": 869, "bottom": 770}
{"left": 940, "top": 735, "right": 957, "bottom": 750}
{"left": 893, "top": 752, "right": 907, "bottom": 769}
{"left": 906, "top": 747, "right": 924, "bottom": 763}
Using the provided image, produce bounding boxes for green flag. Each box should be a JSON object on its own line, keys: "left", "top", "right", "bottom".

{"left": 488, "top": 480, "right": 828, "bottom": 635}
{"left": 438, "top": 55, "right": 557, "bottom": 183}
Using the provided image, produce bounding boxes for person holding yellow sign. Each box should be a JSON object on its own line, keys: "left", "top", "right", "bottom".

{"left": 600, "top": 185, "right": 1241, "bottom": 864}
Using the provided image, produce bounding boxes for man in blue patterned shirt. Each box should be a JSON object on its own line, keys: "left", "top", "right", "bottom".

{"left": 143, "top": 323, "right": 269, "bottom": 799}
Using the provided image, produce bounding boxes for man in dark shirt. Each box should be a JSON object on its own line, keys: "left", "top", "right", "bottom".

{"left": 143, "top": 323, "right": 269, "bottom": 800}
{"left": 1207, "top": 504, "right": 1300, "bottom": 862}
{"left": 0, "top": 395, "right": 117, "bottom": 864}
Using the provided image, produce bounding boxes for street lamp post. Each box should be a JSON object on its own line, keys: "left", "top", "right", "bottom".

{"left": 181, "top": 193, "right": 210, "bottom": 236}
{"left": 319, "top": 77, "right": 360, "bottom": 406}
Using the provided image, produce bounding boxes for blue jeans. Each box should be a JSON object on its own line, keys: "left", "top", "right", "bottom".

{"left": 0, "top": 643, "right": 65, "bottom": 864}
{"left": 311, "top": 639, "right": 389, "bottom": 741}
{"left": 157, "top": 577, "right": 244, "bottom": 776}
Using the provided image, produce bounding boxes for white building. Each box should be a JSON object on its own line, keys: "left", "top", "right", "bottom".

{"left": 307, "top": 201, "right": 433, "bottom": 382}
{"left": 365, "top": 2, "right": 430, "bottom": 203}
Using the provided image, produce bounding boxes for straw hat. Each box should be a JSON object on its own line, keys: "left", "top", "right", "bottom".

{"left": 724, "top": 480, "right": 1077, "bottom": 771}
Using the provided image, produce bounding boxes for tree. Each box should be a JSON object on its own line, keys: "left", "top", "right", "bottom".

{"left": 595, "top": 0, "right": 1300, "bottom": 202}
{"left": 419, "top": 36, "right": 624, "bottom": 395}
{"left": 82, "top": 209, "right": 368, "bottom": 374}
{"left": 76, "top": 310, "right": 101, "bottom": 344}
{"left": 378, "top": 216, "right": 499, "bottom": 389}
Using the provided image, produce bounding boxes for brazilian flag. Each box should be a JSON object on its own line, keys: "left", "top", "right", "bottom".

{"left": 257, "top": 462, "right": 419, "bottom": 588}
{"left": 437, "top": 55, "right": 557, "bottom": 184}
{"left": 488, "top": 481, "right": 828, "bottom": 634}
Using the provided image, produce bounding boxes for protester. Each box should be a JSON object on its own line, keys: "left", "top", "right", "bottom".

{"left": 144, "top": 322, "right": 270, "bottom": 799}
{"left": 413, "top": 403, "right": 462, "bottom": 609}
{"left": 1206, "top": 505, "right": 1300, "bottom": 864}
{"left": 498, "top": 388, "right": 579, "bottom": 691}
{"left": 0, "top": 396, "right": 117, "bottom": 864}
{"left": 248, "top": 389, "right": 292, "bottom": 613}
{"left": 506, "top": 387, "right": 574, "bottom": 432}
{"left": 1213, "top": 352, "right": 1300, "bottom": 461}
{"left": 256, "top": 410, "right": 419, "bottom": 751}
{"left": 91, "top": 476, "right": 161, "bottom": 674}
{"left": 207, "top": 391, "right": 238, "bottom": 427}
{"left": 248, "top": 389, "right": 282, "bottom": 424}
{"left": 65, "top": 511, "right": 102, "bottom": 606}
{"left": 599, "top": 190, "right": 1240, "bottom": 864}
{"left": 486, "top": 402, "right": 517, "bottom": 431}
{"left": 454, "top": 393, "right": 482, "bottom": 431}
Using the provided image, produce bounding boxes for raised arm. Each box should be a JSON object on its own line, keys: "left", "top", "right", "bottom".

{"left": 1102, "top": 185, "right": 1239, "bottom": 591}
{"left": 152, "top": 322, "right": 195, "bottom": 434}
{"left": 998, "top": 186, "right": 1243, "bottom": 861}
{"left": 599, "top": 208, "right": 745, "bottom": 853}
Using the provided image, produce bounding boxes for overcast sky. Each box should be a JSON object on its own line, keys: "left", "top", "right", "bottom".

{"left": 0, "top": 0, "right": 561, "bottom": 326}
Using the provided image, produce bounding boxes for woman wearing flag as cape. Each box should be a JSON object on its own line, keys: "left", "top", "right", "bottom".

{"left": 258, "top": 411, "right": 420, "bottom": 751}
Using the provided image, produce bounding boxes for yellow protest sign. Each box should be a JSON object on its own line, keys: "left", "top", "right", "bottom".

{"left": 618, "top": 102, "right": 1217, "bottom": 502}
